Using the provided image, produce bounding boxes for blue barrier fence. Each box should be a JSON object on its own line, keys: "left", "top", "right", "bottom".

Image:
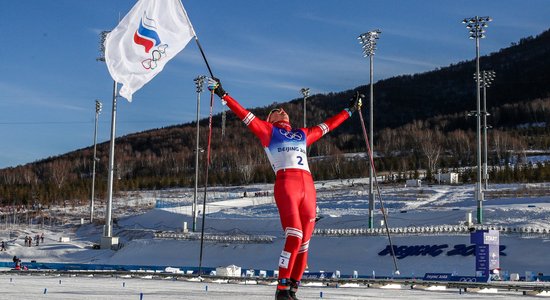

{"left": 11, "top": 261, "right": 527, "bottom": 281}
{"left": 0, "top": 261, "right": 214, "bottom": 274}
{"left": 0, "top": 262, "right": 353, "bottom": 279}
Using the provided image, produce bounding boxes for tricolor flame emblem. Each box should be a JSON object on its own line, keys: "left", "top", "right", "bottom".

{"left": 133, "top": 12, "right": 161, "bottom": 53}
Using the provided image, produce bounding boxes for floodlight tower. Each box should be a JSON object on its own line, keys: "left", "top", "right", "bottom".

{"left": 301, "top": 88, "right": 310, "bottom": 128}
{"left": 90, "top": 99, "right": 102, "bottom": 223}
{"left": 358, "top": 29, "right": 381, "bottom": 229}
{"left": 192, "top": 75, "right": 206, "bottom": 232}
{"left": 97, "top": 30, "right": 119, "bottom": 248}
{"left": 462, "top": 16, "right": 492, "bottom": 224}
{"left": 481, "top": 70, "right": 495, "bottom": 190}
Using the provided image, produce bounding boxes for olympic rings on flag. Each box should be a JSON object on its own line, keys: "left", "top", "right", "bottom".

{"left": 141, "top": 44, "right": 168, "bottom": 70}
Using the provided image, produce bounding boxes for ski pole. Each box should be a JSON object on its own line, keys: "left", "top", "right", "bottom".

{"left": 198, "top": 90, "right": 215, "bottom": 277}
{"left": 357, "top": 98, "right": 400, "bottom": 275}
{"left": 189, "top": 33, "right": 215, "bottom": 278}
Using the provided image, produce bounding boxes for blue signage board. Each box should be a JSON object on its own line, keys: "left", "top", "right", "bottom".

{"left": 470, "top": 230, "right": 499, "bottom": 277}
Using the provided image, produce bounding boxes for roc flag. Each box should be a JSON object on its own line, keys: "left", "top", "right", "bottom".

{"left": 105, "top": 0, "right": 195, "bottom": 101}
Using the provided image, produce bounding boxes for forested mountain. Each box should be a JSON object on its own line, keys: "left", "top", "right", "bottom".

{"left": 2, "top": 29, "right": 550, "bottom": 206}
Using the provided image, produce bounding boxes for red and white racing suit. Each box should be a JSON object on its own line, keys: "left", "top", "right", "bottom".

{"left": 222, "top": 94, "right": 351, "bottom": 288}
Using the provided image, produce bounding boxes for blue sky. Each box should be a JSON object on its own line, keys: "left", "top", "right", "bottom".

{"left": 1, "top": 0, "right": 549, "bottom": 168}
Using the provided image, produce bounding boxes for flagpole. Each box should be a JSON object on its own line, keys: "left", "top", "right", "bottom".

{"left": 193, "top": 36, "right": 226, "bottom": 137}
{"left": 103, "top": 0, "right": 207, "bottom": 250}
{"left": 194, "top": 38, "right": 214, "bottom": 78}
{"left": 101, "top": 80, "right": 120, "bottom": 250}
{"left": 175, "top": 0, "right": 214, "bottom": 78}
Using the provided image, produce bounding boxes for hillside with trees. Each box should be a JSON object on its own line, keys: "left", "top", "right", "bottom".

{"left": 1, "top": 29, "right": 550, "bottom": 206}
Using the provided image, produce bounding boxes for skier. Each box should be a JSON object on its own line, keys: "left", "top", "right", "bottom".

{"left": 208, "top": 78, "right": 361, "bottom": 300}
{"left": 12, "top": 256, "right": 21, "bottom": 270}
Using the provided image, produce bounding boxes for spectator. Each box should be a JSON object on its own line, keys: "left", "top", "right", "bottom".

{"left": 35, "top": 235, "right": 40, "bottom": 246}
{"left": 1, "top": 241, "right": 5, "bottom": 251}
{"left": 28, "top": 236, "right": 32, "bottom": 247}
{"left": 13, "top": 256, "right": 20, "bottom": 270}
{"left": 41, "top": 233, "right": 44, "bottom": 243}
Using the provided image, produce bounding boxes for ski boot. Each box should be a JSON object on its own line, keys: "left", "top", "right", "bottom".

{"left": 289, "top": 279, "right": 300, "bottom": 300}
{"left": 275, "top": 289, "right": 292, "bottom": 300}
{"left": 275, "top": 278, "right": 293, "bottom": 300}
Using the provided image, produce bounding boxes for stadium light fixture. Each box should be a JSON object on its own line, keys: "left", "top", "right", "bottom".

{"left": 463, "top": 16, "right": 491, "bottom": 224}
{"left": 192, "top": 75, "right": 206, "bottom": 232}
{"left": 90, "top": 100, "right": 102, "bottom": 224}
{"left": 358, "top": 29, "right": 381, "bottom": 229}
{"left": 481, "top": 70, "right": 496, "bottom": 190}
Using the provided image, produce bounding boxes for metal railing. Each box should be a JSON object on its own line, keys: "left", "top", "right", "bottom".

{"left": 313, "top": 224, "right": 550, "bottom": 237}
{"left": 154, "top": 231, "right": 274, "bottom": 244}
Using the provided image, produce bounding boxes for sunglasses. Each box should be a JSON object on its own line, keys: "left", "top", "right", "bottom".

{"left": 267, "top": 108, "right": 284, "bottom": 120}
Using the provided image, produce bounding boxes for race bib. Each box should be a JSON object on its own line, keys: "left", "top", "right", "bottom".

{"left": 279, "top": 250, "right": 291, "bottom": 268}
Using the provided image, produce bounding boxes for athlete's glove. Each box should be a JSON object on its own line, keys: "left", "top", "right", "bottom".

{"left": 207, "top": 77, "right": 227, "bottom": 99}
{"left": 346, "top": 91, "right": 363, "bottom": 115}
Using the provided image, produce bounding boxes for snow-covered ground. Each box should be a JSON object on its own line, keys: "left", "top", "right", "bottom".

{"left": 4, "top": 273, "right": 542, "bottom": 299}
{"left": 0, "top": 274, "right": 538, "bottom": 299}
{"left": 1, "top": 180, "right": 550, "bottom": 298}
